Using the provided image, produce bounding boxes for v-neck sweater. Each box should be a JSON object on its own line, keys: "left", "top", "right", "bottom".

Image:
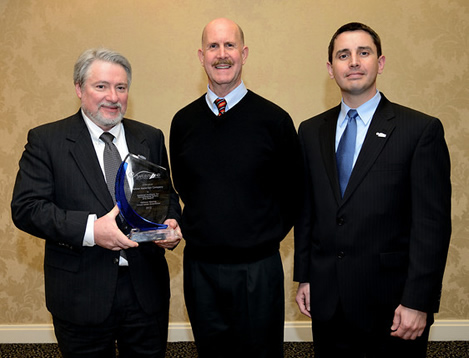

{"left": 170, "top": 90, "right": 301, "bottom": 263}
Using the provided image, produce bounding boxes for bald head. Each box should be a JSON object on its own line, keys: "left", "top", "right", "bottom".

{"left": 201, "top": 18, "right": 245, "bottom": 47}
{"left": 198, "top": 17, "right": 249, "bottom": 97}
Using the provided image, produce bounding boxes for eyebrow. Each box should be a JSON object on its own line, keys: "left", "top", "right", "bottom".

{"left": 206, "top": 41, "right": 237, "bottom": 47}
{"left": 90, "top": 81, "right": 128, "bottom": 89}
{"left": 335, "top": 46, "right": 375, "bottom": 57}
{"left": 357, "top": 46, "right": 374, "bottom": 53}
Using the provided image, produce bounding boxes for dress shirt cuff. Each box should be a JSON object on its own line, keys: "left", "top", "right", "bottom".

{"left": 83, "top": 214, "right": 97, "bottom": 247}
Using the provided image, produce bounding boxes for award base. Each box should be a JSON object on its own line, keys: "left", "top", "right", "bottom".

{"left": 129, "top": 228, "right": 181, "bottom": 243}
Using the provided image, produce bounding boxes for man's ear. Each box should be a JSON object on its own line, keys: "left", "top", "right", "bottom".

{"left": 241, "top": 46, "right": 249, "bottom": 65}
{"left": 377, "top": 55, "right": 386, "bottom": 75}
{"left": 197, "top": 49, "right": 205, "bottom": 67}
{"left": 75, "top": 83, "right": 83, "bottom": 99}
{"left": 326, "top": 62, "right": 334, "bottom": 79}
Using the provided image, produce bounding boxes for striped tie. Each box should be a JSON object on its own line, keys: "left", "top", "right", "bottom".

{"left": 215, "top": 98, "right": 227, "bottom": 116}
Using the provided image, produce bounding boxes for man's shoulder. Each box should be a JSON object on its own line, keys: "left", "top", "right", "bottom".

{"left": 123, "top": 117, "right": 162, "bottom": 133}
{"left": 376, "top": 95, "right": 442, "bottom": 134}
{"left": 386, "top": 101, "right": 436, "bottom": 121}
{"left": 299, "top": 106, "right": 340, "bottom": 130}
{"left": 29, "top": 111, "right": 84, "bottom": 135}
{"left": 376, "top": 92, "right": 433, "bottom": 118}
{"left": 173, "top": 94, "right": 207, "bottom": 118}
{"left": 244, "top": 90, "right": 289, "bottom": 115}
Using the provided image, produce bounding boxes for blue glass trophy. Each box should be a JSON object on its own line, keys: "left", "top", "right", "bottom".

{"left": 116, "top": 153, "right": 180, "bottom": 242}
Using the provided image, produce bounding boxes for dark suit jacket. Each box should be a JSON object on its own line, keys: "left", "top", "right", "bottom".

{"left": 294, "top": 94, "right": 451, "bottom": 330}
{"left": 11, "top": 111, "right": 181, "bottom": 325}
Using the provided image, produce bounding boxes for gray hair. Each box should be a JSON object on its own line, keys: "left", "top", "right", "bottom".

{"left": 73, "top": 48, "right": 132, "bottom": 88}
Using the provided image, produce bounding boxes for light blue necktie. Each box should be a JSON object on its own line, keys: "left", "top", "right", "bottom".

{"left": 336, "top": 109, "right": 358, "bottom": 197}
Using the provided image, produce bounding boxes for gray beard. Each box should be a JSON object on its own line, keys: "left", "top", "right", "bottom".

{"left": 83, "top": 108, "right": 124, "bottom": 129}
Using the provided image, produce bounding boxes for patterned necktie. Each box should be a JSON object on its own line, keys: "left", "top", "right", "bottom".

{"left": 100, "top": 132, "right": 122, "bottom": 203}
{"left": 336, "top": 109, "right": 358, "bottom": 197}
{"left": 215, "top": 98, "right": 227, "bottom": 116}
{"left": 100, "top": 132, "right": 130, "bottom": 262}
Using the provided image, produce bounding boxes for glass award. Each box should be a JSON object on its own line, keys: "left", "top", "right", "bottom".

{"left": 115, "top": 153, "right": 180, "bottom": 242}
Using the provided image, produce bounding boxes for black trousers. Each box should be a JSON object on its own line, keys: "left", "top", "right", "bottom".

{"left": 311, "top": 303, "right": 433, "bottom": 358}
{"left": 53, "top": 267, "right": 169, "bottom": 358}
{"left": 184, "top": 252, "right": 285, "bottom": 358}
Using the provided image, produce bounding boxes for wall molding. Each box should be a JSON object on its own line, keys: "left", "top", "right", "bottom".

{"left": 0, "top": 320, "right": 467, "bottom": 343}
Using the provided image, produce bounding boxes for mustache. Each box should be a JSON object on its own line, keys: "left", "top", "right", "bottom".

{"left": 213, "top": 59, "right": 234, "bottom": 66}
{"left": 99, "top": 102, "right": 122, "bottom": 110}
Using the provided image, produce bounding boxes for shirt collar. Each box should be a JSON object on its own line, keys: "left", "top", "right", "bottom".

{"left": 339, "top": 90, "right": 382, "bottom": 127}
{"left": 205, "top": 81, "right": 248, "bottom": 114}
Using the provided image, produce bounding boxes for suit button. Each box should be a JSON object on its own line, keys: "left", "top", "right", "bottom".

{"left": 336, "top": 217, "right": 345, "bottom": 226}
{"left": 337, "top": 251, "right": 345, "bottom": 259}
{"left": 113, "top": 258, "right": 119, "bottom": 265}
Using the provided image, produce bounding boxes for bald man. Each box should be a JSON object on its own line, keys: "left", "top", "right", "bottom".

{"left": 170, "top": 18, "right": 302, "bottom": 358}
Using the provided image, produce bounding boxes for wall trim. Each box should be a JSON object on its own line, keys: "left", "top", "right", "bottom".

{"left": 0, "top": 320, "right": 467, "bottom": 343}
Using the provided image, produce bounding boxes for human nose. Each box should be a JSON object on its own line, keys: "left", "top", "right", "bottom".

{"left": 349, "top": 53, "right": 360, "bottom": 67}
{"left": 106, "top": 88, "right": 119, "bottom": 102}
{"left": 217, "top": 46, "right": 226, "bottom": 58}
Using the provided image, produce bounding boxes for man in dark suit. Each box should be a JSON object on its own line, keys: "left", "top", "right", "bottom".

{"left": 11, "top": 48, "right": 181, "bottom": 358}
{"left": 294, "top": 22, "right": 451, "bottom": 357}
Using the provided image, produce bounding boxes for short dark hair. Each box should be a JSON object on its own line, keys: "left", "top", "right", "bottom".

{"left": 328, "top": 22, "right": 382, "bottom": 63}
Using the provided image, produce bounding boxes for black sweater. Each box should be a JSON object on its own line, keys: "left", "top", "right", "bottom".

{"left": 170, "top": 90, "right": 302, "bottom": 263}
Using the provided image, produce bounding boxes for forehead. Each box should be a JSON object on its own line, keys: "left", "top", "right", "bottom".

{"left": 334, "top": 30, "right": 376, "bottom": 52}
{"left": 87, "top": 60, "right": 128, "bottom": 82}
{"left": 203, "top": 21, "right": 241, "bottom": 44}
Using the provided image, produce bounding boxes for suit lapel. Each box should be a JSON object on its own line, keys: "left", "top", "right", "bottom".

{"left": 343, "top": 95, "right": 396, "bottom": 201}
{"left": 67, "top": 112, "right": 113, "bottom": 210}
{"left": 319, "top": 106, "right": 342, "bottom": 203}
{"left": 65, "top": 115, "right": 152, "bottom": 214}
{"left": 123, "top": 119, "right": 151, "bottom": 160}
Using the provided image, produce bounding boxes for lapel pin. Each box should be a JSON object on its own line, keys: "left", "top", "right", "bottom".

{"left": 376, "top": 132, "right": 387, "bottom": 138}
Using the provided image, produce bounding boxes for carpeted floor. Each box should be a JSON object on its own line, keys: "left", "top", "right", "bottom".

{"left": 0, "top": 341, "right": 468, "bottom": 357}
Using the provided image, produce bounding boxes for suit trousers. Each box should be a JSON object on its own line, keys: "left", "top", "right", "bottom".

{"left": 53, "top": 267, "right": 169, "bottom": 358}
{"left": 184, "top": 251, "right": 285, "bottom": 358}
{"left": 311, "top": 302, "right": 433, "bottom": 358}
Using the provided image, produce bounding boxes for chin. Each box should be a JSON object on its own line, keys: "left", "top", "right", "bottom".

{"left": 94, "top": 115, "right": 124, "bottom": 129}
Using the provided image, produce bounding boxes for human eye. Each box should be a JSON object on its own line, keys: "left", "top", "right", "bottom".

{"left": 95, "top": 84, "right": 106, "bottom": 90}
{"left": 116, "top": 85, "right": 127, "bottom": 92}
{"left": 337, "top": 52, "right": 349, "bottom": 60}
{"left": 208, "top": 43, "right": 218, "bottom": 50}
{"left": 358, "top": 47, "right": 373, "bottom": 57}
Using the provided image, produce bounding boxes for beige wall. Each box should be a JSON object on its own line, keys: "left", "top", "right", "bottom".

{"left": 1, "top": 0, "right": 468, "bottom": 327}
